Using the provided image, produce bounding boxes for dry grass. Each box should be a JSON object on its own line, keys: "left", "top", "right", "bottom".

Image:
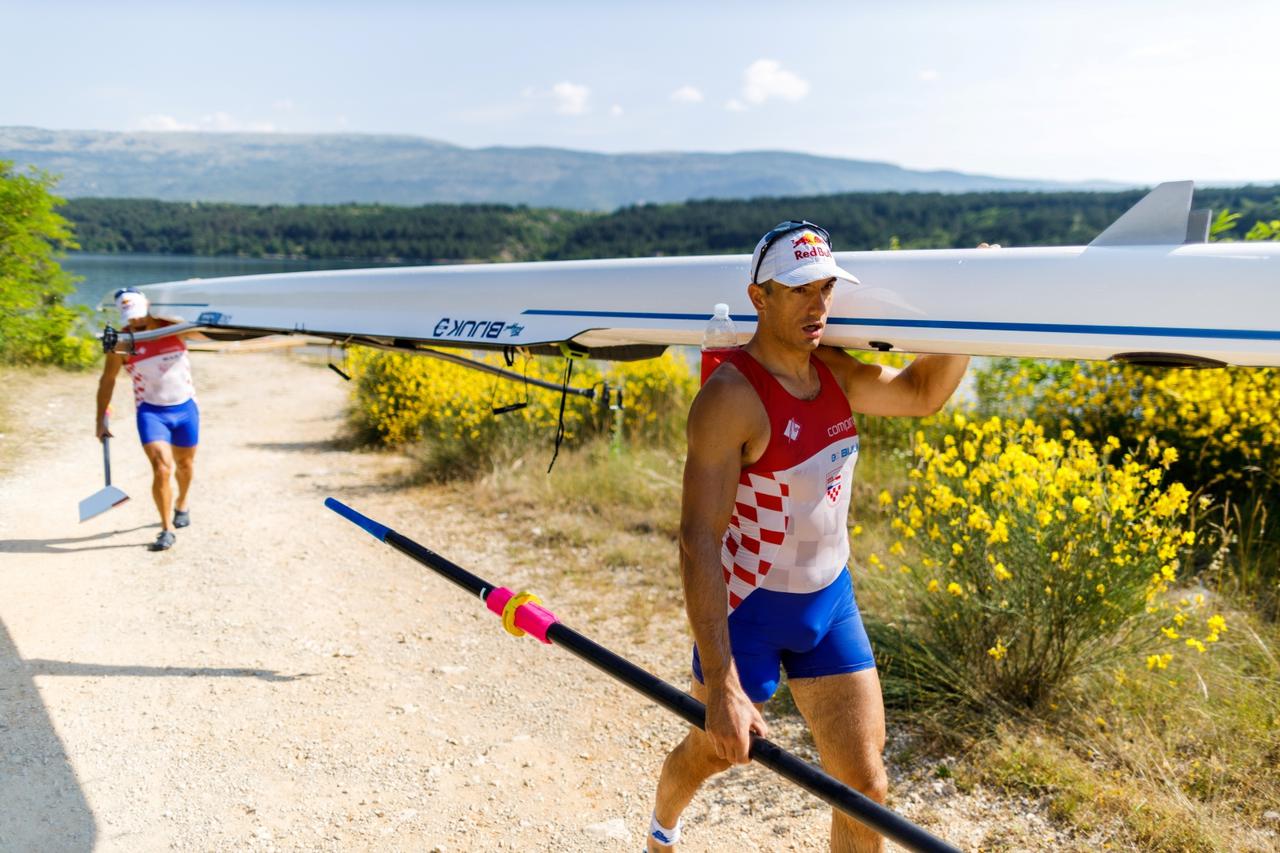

{"left": 400, "top": 404, "right": 1280, "bottom": 851}
{"left": 454, "top": 440, "right": 687, "bottom": 638}
{"left": 953, "top": 606, "right": 1280, "bottom": 851}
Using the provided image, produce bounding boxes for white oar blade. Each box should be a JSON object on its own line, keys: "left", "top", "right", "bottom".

{"left": 78, "top": 486, "right": 130, "bottom": 522}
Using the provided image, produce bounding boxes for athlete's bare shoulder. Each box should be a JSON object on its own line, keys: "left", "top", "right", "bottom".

{"left": 688, "top": 362, "right": 769, "bottom": 462}
{"left": 814, "top": 345, "right": 883, "bottom": 394}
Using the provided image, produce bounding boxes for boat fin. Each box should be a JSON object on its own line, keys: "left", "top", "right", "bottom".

{"left": 1185, "top": 208, "right": 1213, "bottom": 244}
{"left": 1089, "top": 180, "right": 1195, "bottom": 247}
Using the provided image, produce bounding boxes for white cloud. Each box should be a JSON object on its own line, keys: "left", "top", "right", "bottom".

{"left": 610, "top": 104, "right": 624, "bottom": 117}
{"left": 917, "top": 69, "right": 939, "bottom": 82}
{"left": 137, "top": 112, "right": 276, "bottom": 132}
{"left": 724, "top": 99, "right": 747, "bottom": 112}
{"left": 551, "top": 81, "right": 590, "bottom": 115}
{"left": 1130, "top": 39, "right": 1196, "bottom": 60}
{"left": 742, "top": 59, "right": 809, "bottom": 104}
{"left": 138, "top": 114, "right": 197, "bottom": 131}
{"left": 670, "top": 85, "right": 704, "bottom": 104}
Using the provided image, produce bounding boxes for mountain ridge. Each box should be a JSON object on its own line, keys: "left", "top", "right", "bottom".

{"left": 2, "top": 126, "right": 1126, "bottom": 210}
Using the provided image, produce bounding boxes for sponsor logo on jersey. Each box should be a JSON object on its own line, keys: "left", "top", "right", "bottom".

{"left": 827, "top": 415, "right": 855, "bottom": 437}
{"left": 783, "top": 418, "right": 801, "bottom": 441}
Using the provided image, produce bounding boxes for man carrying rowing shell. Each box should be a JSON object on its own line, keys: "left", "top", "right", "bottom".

{"left": 96, "top": 288, "right": 201, "bottom": 552}
{"left": 647, "top": 221, "right": 969, "bottom": 852}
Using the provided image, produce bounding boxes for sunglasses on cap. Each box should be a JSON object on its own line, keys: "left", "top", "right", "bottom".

{"left": 752, "top": 220, "right": 832, "bottom": 285}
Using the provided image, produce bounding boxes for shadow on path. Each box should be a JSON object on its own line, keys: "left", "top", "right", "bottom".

{"left": 23, "top": 660, "right": 313, "bottom": 682}
{"left": 0, "top": 618, "right": 96, "bottom": 852}
{"left": 0, "top": 525, "right": 157, "bottom": 554}
{"left": 246, "top": 440, "right": 344, "bottom": 453}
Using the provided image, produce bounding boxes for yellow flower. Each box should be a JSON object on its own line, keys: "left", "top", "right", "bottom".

{"left": 1206, "top": 614, "right": 1227, "bottom": 635}
{"left": 927, "top": 579, "right": 940, "bottom": 593}
{"left": 1185, "top": 638, "right": 1207, "bottom": 653}
{"left": 1146, "top": 653, "right": 1172, "bottom": 670}
{"left": 1071, "top": 495, "right": 1091, "bottom": 514}
{"left": 987, "top": 638, "right": 1008, "bottom": 661}
{"left": 993, "top": 563, "right": 1012, "bottom": 581}
{"left": 946, "top": 582, "right": 964, "bottom": 596}
{"left": 878, "top": 490, "right": 893, "bottom": 506}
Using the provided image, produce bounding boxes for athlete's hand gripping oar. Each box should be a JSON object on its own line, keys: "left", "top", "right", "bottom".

{"left": 325, "top": 498, "right": 961, "bottom": 853}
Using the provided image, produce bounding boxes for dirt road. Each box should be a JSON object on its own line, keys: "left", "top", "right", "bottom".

{"left": 0, "top": 351, "right": 1057, "bottom": 851}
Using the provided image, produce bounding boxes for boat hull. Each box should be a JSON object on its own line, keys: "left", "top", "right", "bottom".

{"left": 136, "top": 241, "right": 1280, "bottom": 367}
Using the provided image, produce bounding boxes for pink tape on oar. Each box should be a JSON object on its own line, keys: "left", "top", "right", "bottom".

{"left": 485, "top": 587, "right": 558, "bottom": 644}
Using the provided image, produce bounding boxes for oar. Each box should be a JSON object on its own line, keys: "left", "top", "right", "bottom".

{"left": 79, "top": 413, "right": 130, "bottom": 522}
{"left": 325, "top": 498, "right": 960, "bottom": 853}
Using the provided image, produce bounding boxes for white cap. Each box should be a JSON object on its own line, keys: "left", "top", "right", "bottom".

{"left": 750, "top": 224, "right": 860, "bottom": 287}
{"left": 115, "top": 289, "right": 149, "bottom": 321}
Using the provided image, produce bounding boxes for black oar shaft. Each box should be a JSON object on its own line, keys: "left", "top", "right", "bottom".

{"left": 547, "top": 623, "right": 955, "bottom": 853}
{"left": 325, "top": 498, "right": 959, "bottom": 853}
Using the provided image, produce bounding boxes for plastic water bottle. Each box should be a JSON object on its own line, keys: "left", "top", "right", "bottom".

{"left": 700, "top": 303, "right": 739, "bottom": 384}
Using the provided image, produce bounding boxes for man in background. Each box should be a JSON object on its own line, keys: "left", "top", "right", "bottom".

{"left": 95, "top": 288, "right": 201, "bottom": 552}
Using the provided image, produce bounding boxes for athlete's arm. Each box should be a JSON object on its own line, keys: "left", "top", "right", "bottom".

{"left": 816, "top": 347, "right": 969, "bottom": 417}
{"left": 154, "top": 318, "right": 209, "bottom": 342}
{"left": 679, "top": 369, "right": 770, "bottom": 764}
{"left": 95, "top": 353, "right": 124, "bottom": 439}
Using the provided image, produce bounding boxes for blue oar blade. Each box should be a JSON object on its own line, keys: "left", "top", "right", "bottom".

{"left": 324, "top": 497, "right": 390, "bottom": 541}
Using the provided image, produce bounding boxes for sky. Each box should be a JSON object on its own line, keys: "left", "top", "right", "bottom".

{"left": 4, "top": 0, "right": 1278, "bottom": 185}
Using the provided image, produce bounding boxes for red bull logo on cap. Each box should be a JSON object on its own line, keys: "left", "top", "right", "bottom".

{"left": 791, "top": 231, "right": 831, "bottom": 262}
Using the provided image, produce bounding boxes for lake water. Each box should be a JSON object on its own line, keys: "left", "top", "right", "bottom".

{"left": 64, "top": 253, "right": 398, "bottom": 312}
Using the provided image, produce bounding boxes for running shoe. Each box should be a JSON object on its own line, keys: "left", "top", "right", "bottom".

{"left": 149, "top": 530, "right": 176, "bottom": 551}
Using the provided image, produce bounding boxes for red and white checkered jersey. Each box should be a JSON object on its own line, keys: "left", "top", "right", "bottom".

{"left": 718, "top": 349, "right": 860, "bottom": 611}
{"left": 124, "top": 333, "right": 195, "bottom": 407}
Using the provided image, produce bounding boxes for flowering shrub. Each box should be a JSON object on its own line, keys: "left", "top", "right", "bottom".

{"left": 977, "top": 359, "right": 1280, "bottom": 606}
{"left": 978, "top": 361, "right": 1280, "bottom": 493}
{"left": 345, "top": 347, "right": 698, "bottom": 476}
{"left": 866, "top": 414, "right": 1225, "bottom": 711}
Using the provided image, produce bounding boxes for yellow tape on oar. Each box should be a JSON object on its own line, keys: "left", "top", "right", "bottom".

{"left": 501, "top": 591, "right": 543, "bottom": 638}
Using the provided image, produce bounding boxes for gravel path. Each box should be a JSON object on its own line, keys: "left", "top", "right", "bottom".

{"left": 0, "top": 351, "right": 1071, "bottom": 851}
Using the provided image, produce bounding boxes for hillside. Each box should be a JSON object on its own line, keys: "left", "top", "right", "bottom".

{"left": 61, "top": 185, "right": 1280, "bottom": 262}
{"left": 1, "top": 127, "right": 1120, "bottom": 210}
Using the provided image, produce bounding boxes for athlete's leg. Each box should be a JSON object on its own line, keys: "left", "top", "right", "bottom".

{"left": 648, "top": 679, "right": 764, "bottom": 852}
{"left": 787, "top": 670, "right": 888, "bottom": 853}
{"left": 172, "top": 444, "right": 196, "bottom": 513}
{"left": 142, "top": 441, "right": 177, "bottom": 532}
{"left": 168, "top": 400, "right": 199, "bottom": 514}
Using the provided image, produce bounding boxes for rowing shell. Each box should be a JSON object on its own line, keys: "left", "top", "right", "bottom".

{"left": 133, "top": 182, "right": 1280, "bottom": 367}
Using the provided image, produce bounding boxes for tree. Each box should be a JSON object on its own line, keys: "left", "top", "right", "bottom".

{"left": 0, "top": 161, "right": 96, "bottom": 366}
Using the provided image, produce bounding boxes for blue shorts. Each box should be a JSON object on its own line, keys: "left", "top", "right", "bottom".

{"left": 136, "top": 399, "right": 200, "bottom": 448}
{"left": 693, "top": 567, "right": 875, "bottom": 703}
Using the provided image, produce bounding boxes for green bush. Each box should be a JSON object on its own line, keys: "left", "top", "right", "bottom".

{"left": 345, "top": 346, "right": 697, "bottom": 479}
{"left": 0, "top": 162, "right": 96, "bottom": 368}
